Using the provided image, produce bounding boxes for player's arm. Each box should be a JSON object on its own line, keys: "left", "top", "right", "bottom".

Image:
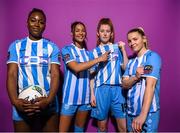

{"left": 118, "top": 41, "right": 128, "bottom": 70}
{"left": 132, "top": 77, "right": 157, "bottom": 132}
{"left": 47, "top": 64, "right": 60, "bottom": 103}
{"left": 6, "top": 63, "right": 32, "bottom": 113}
{"left": 7, "top": 63, "right": 18, "bottom": 105}
{"left": 67, "top": 51, "right": 109, "bottom": 74}
{"left": 34, "top": 64, "right": 60, "bottom": 110}
{"left": 122, "top": 66, "right": 144, "bottom": 89}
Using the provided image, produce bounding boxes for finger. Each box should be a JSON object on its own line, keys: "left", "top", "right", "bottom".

{"left": 23, "top": 103, "right": 33, "bottom": 107}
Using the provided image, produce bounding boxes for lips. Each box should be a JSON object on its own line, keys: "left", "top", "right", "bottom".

{"left": 32, "top": 28, "right": 40, "bottom": 32}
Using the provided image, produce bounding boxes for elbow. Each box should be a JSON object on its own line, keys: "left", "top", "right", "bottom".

{"left": 72, "top": 68, "right": 81, "bottom": 74}
{"left": 121, "top": 81, "right": 130, "bottom": 89}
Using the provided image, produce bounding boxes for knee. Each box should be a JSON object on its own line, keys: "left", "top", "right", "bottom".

{"left": 118, "top": 125, "right": 127, "bottom": 132}
{"left": 98, "top": 126, "right": 107, "bottom": 132}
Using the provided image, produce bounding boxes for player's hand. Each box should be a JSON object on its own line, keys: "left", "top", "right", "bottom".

{"left": 91, "top": 93, "right": 96, "bottom": 107}
{"left": 135, "top": 66, "right": 144, "bottom": 79}
{"left": 14, "top": 99, "right": 31, "bottom": 112}
{"left": 118, "top": 41, "right": 125, "bottom": 50}
{"left": 34, "top": 97, "right": 49, "bottom": 110}
{"left": 98, "top": 51, "right": 110, "bottom": 62}
{"left": 14, "top": 99, "right": 38, "bottom": 116}
{"left": 132, "top": 113, "right": 147, "bottom": 132}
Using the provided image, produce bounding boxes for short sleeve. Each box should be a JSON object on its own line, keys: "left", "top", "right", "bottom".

{"left": 61, "top": 46, "right": 75, "bottom": 64}
{"left": 50, "top": 44, "right": 61, "bottom": 65}
{"left": 89, "top": 49, "right": 98, "bottom": 73}
{"left": 142, "top": 52, "right": 162, "bottom": 79}
{"left": 7, "top": 41, "right": 18, "bottom": 64}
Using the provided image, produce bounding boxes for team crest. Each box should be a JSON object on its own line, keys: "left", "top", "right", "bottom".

{"left": 64, "top": 54, "right": 70, "bottom": 61}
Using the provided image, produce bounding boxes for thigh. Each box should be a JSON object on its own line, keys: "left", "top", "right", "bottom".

{"left": 59, "top": 104, "right": 77, "bottom": 132}
{"left": 14, "top": 120, "right": 31, "bottom": 132}
{"left": 116, "top": 118, "right": 127, "bottom": 132}
{"left": 59, "top": 114, "right": 73, "bottom": 132}
{"left": 42, "top": 113, "right": 59, "bottom": 132}
{"left": 75, "top": 110, "right": 89, "bottom": 127}
{"left": 75, "top": 104, "right": 91, "bottom": 127}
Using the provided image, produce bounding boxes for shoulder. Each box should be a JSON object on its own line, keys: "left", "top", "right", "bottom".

{"left": 146, "top": 50, "right": 161, "bottom": 61}
{"left": 62, "top": 44, "right": 74, "bottom": 51}
{"left": 8, "top": 38, "right": 25, "bottom": 50}
{"left": 43, "top": 38, "right": 57, "bottom": 46}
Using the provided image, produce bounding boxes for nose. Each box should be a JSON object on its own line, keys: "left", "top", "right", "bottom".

{"left": 34, "top": 21, "right": 40, "bottom": 27}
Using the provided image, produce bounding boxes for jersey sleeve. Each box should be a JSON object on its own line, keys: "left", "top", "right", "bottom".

{"left": 7, "top": 41, "right": 18, "bottom": 64}
{"left": 89, "top": 49, "right": 98, "bottom": 73}
{"left": 142, "top": 52, "right": 162, "bottom": 79}
{"left": 50, "top": 44, "right": 61, "bottom": 65}
{"left": 61, "top": 46, "right": 75, "bottom": 64}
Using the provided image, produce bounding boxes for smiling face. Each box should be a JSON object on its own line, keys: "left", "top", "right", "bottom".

{"left": 27, "top": 11, "right": 46, "bottom": 40}
{"left": 97, "top": 24, "right": 113, "bottom": 45}
{"left": 127, "top": 31, "right": 147, "bottom": 54}
{"left": 72, "top": 23, "right": 86, "bottom": 46}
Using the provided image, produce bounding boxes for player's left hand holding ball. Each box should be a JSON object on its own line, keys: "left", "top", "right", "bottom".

{"left": 34, "top": 97, "right": 50, "bottom": 110}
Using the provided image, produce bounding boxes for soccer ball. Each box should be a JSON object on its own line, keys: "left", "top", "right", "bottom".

{"left": 18, "top": 85, "right": 47, "bottom": 101}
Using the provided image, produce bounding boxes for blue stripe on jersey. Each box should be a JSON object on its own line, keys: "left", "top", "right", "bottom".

{"left": 42, "top": 40, "right": 49, "bottom": 91}
{"left": 20, "top": 39, "right": 28, "bottom": 88}
{"left": 31, "top": 42, "right": 39, "bottom": 85}
{"left": 63, "top": 70, "right": 72, "bottom": 103}
{"left": 73, "top": 75, "right": 79, "bottom": 104}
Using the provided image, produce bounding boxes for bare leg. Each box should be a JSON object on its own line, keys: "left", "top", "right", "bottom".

{"left": 98, "top": 119, "right": 108, "bottom": 132}
{"left": 42, "top": 113, "right": 59, "bottom": 132}
{"left": 116, "top": 118, "right": 127, "bottom": 132}
{"left": 14, "top": 120, "right": 31, "bottom": 132}
{"left": 59, "top": 115, "right": 73, "bottom": 132}
{"left": 75, "top": 110, "right": 89, "bottom": 130}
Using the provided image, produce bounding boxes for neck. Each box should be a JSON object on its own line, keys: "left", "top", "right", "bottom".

{"left": 29, "top": 35, "right": 42, "bottom": 41}
{"left": 74, "top": 42, "right": 83, "bottom": 49}
{"left": 100, "top": 41, "right": 112, "bottom": 45}
{"left": 137, "top": 47, "right": 148, "bottom": 57}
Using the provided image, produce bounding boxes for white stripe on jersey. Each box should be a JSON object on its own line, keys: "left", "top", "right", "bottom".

{"left": 36, "top": 40, "right": 44, "bottom": 88}
{"left": 67, "top": 74, "right": 76, "bottom": 104}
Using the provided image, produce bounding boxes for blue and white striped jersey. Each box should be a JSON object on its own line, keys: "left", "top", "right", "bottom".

{"left": 90, "top": 44, "right": 123, "bottom": 88}
{"left": 123, "top": 50, "right": 162, "bottom": 116}
{"left": 7, "top": 37, "right": 60, "bottom": 94}
{"left": 61, "top": 43, "right": 90, "bottom": 105}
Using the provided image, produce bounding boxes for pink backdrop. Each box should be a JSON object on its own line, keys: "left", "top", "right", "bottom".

{"left": 0, "top": 0, "right": 180, "bottom": 131}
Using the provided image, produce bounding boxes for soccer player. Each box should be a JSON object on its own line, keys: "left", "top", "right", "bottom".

{"left": 6, "top": 8, "right": 60, "bottom": 131}
{"left": 59, "top": 21, "right": 109, "bottom": 132}
{"left": 90, "top": 18, "right": 128, "bottom": 132}
{"left": 122, "top": 27, "right": 162, "bottom": 132}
